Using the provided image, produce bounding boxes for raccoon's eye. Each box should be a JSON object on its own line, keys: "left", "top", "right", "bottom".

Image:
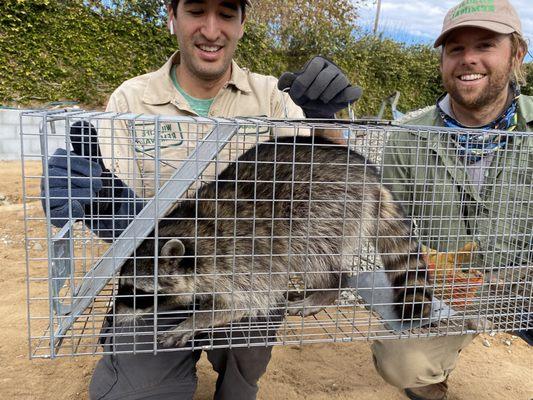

{"left": 117, "top": 286, "right": 155, "bottom": 309}
{"left": 179, "top": 256, "right": 195, "bottom": 271}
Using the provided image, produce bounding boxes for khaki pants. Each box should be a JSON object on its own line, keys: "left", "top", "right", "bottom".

{"left": 371, "top": 334, "right": 475, "bottom": 389}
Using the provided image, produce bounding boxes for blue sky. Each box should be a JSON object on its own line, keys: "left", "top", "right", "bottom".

{"left": 357, "top": 0, "right": 533, "bottom": 60}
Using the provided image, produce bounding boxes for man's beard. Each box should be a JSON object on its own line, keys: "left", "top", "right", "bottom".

{"left": 444, "top": 60, "right": 513, "bottom": 111}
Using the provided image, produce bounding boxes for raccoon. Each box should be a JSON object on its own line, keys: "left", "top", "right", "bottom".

{"left": 116, "top": 135, "right": 432, "bottom": 348}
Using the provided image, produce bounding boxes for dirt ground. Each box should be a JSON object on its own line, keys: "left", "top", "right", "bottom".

{"left": 1, "top": 160, "right": 531, "bottom": 400}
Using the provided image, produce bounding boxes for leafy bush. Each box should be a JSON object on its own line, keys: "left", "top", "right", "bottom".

{"left": 1, "top": 0, "right": 530, "bottom": 116}
{"left": 522, "top": 63, "right": 533, "bottom": 96}
{"left": 0, "top": 0, "right": 174, "bottom": 105}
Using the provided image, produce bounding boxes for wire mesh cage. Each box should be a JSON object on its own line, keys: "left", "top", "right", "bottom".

{"left": 21, "top": 109, "right": 532, "bottom": 358}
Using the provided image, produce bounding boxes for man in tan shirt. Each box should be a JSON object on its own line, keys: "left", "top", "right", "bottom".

{"left": 44, "top": 1, "right": 360, "bottom": 399}
{"left": 97, "top": 1, "right": 360, "bottom": 200}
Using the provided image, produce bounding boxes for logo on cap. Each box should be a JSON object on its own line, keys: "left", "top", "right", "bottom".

{"left": 434, "top": 0, "right": 522, "bottom": 48}
{"left": 451, "top": 0, "right": 496, "bottom": 20}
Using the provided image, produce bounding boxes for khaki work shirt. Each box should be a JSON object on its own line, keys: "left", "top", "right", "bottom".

{"left": 98, "top": 51, "right": 304, "bottom": 197}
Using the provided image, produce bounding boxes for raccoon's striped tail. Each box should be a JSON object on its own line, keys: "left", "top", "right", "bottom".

{"left": 372, "top": 187, "right": 433, "bottom": 320}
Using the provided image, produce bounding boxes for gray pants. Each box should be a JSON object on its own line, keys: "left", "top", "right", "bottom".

{"left": 90, "top": 311, "right": 280, "bottom": 400}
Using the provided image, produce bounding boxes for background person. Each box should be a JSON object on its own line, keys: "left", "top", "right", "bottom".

{"left": 372, "top": 1, "right": 531, "bottom": 400}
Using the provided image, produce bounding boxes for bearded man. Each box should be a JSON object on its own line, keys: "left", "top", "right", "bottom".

{"left": 372, "top": 1, "right": 531, "bottom": 399}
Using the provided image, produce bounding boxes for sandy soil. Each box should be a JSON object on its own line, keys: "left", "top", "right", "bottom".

{"left": 1, "top": 160, "right": 531, "bottom": 400}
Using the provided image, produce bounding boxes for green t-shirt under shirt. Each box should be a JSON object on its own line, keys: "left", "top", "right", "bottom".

{"left": 170, "top": 64, "right": 214, "bottom": 117}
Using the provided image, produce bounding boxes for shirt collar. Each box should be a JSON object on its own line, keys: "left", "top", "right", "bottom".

{"left": 227, "top": 60, "right": 252, "bottom": 94}
{"left": 437, "top": 93, "right": 454, "bottom": 119}
{"left": 516, "top": 94, "right": 533, "bottom": 126}
{"left": 142, "top": 51, "right": 251, "bottom": 106}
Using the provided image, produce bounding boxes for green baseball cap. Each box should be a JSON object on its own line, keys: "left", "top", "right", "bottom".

{"left": 434, "top": 0, "right": 523, "bottom": 48}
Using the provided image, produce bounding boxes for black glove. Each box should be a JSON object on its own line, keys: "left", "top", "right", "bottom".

{"left": 41, "top": 121, "right": 144, "bottom": 239}
{"left": 42, "top": 147, "right": 104, "bottom": 227}
{"left": 278, "top": 56, "right": 362, "bottom": 119}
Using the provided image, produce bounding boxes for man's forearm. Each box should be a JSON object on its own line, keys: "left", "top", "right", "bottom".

{"left": 314, "top": 128, "right": 346, "bottom": 145}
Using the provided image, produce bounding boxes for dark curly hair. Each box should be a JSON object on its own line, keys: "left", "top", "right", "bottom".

{"left": 170, "top": 0, "right": 247, "bottom": 21}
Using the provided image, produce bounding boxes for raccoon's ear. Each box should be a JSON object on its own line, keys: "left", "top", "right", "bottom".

{"left": 160, "top": 239, "right": 186, "bottom": 260}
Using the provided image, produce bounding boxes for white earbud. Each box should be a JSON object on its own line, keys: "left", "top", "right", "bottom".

{"left": 169, "top": 21, "right": 175, "bottom": 35}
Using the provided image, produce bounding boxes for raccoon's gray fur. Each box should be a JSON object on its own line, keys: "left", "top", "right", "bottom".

{"left": 116, "top": 135, "right": 432, "bottom": 347}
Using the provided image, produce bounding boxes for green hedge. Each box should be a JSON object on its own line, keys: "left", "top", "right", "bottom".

{"left": 1, "top": 0, "right": 530, "bottom": 116}
{"left": 338, "top": 37, "right": 442, "bottom": 118}
{"left": 0, "top": 0, "right": 174, "bottom": 105}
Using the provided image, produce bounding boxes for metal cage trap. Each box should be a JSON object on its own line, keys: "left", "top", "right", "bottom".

{"left": 20, "top": 109, "right": 532, "bottom": 358}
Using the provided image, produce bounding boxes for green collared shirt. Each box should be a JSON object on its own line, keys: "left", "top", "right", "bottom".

{"left": 383, "top": 95, "right": 533, "bottom": 268}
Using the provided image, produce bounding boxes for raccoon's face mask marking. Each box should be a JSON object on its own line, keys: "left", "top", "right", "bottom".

{"left": 120, "top": 239, "right": 187, "bottom": 288}
{"left": 116, "top": 238, "right": 192, "bottom": 316}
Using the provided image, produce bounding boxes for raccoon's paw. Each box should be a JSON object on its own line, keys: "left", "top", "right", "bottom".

{"left": 287, "top": 299, "right": 325, "bottom": 318}
{"left": 158, "top": 329, "right": 193, "bottom": 348}
{"left": 394, "top": 289, "right": 433, "bottom": 320}
{"left": 286, "top": 291, "right": 339, "bottom": 317}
